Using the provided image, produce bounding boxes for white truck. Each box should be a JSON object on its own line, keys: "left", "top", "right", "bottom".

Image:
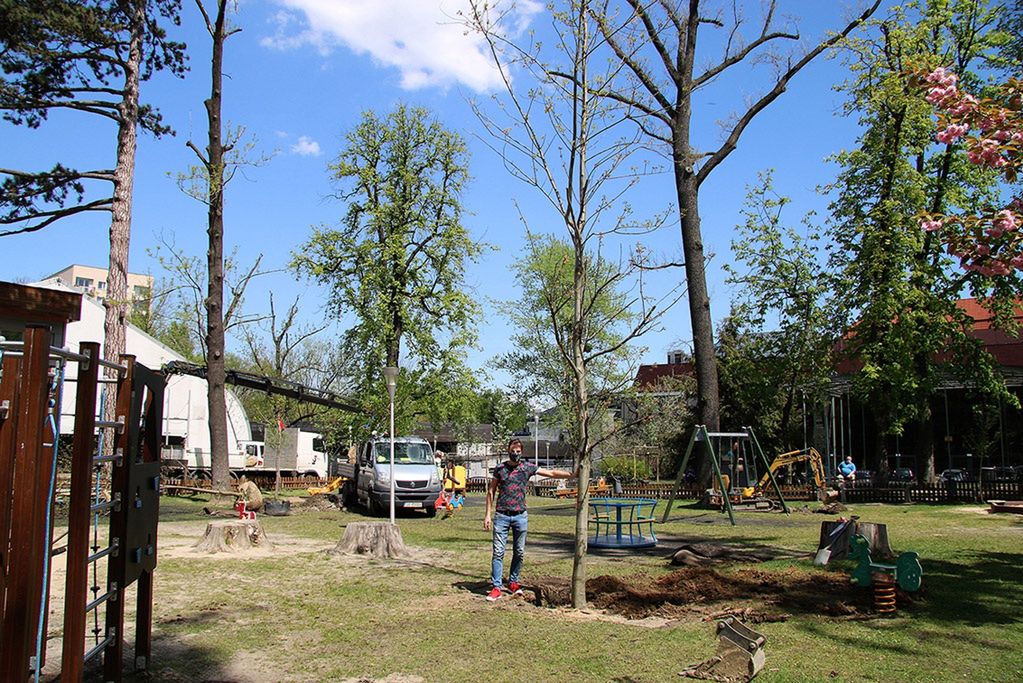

{"left": 338, "top": 435, "right": 442, "bottom": 517}
{"left": 166, "top": 427, "right": 328, "bottom": 479}
{"left": 238, "top": 427, "right": 329, "bottom": 478}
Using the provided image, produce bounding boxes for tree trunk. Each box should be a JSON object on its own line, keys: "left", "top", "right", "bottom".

{"left": 676, "top": 171, "right": 719, "bottom": 434}
{"left": 195, "top": 519, "right": 273, "bottom": 553}
{"left": 205, "top": 0, "right": 230, "bottom": 493}
{"left": 102, "top": 0, "right": 144, "bottom": 437}
{"left": 568, "top": 3, "right": 592, "bottom": 610}
{"left": 329, "top": 522, "right": 409, "bottom": 559}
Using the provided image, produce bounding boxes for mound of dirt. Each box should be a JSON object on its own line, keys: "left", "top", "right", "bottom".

{"left": 530, "top": 566, "right": 871, "bottom": 620}
{"left": 298, "top": 494, "right": 341, "bottom": 511}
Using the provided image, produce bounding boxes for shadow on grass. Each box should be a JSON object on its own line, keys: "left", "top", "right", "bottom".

{"left": 80, "top": 634, "right": 238, "bottom": 682}
{"left": 907, "top": 550, "right": 1023, "bottom": 626}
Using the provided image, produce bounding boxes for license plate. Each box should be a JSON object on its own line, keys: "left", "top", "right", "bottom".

{"left": 403, "top": 502, "right": 423, "bottom": 508}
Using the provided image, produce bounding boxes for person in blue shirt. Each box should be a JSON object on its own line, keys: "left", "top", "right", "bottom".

{"left": 838, "top": 456, "right": 857, "bottom": 483}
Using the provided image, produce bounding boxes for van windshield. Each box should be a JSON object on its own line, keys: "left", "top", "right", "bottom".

{"left": 374, "top": 442, "right": 433, "bottom": 465}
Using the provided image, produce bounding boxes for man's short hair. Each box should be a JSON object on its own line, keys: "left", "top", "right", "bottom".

{"left": 508, "top": 438, "right": 522, "bottom": 449}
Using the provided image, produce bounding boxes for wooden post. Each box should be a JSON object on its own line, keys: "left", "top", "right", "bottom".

{"left": 104, "top": 355, "right": 134, "bottom": 683}
{"left": 0, "top": 325, "right": 53, "bottom": 680}
{"left": 0, "top": 351, "right": 22, "bottom": 617}
{"left": 61, "top": 341, "right": 101, "bottom": 680}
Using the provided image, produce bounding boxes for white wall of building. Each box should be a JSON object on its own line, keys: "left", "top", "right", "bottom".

{"left": 35, "top": 279, "right": 252, "bottom": 465}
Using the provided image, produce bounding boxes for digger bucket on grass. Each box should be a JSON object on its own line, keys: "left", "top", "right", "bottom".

{"left": 681, "top": 617, "right": 766, "bottom": 681}
{"left": 716, "top": 617, "right": 766, "bottom": 680}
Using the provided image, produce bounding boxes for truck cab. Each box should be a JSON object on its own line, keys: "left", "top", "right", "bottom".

{"left": 349, "top": 436, "right": 441, "bottom": 516}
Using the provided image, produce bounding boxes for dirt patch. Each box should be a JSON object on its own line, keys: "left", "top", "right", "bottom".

{"left": 528, "top": 566, "right": 872, "bottom": 621}
{"left": 668, "top": 542, "right": 808, "bottom": 566}
{"left": 296, "top": 494, "right": 342, "bottom": 511}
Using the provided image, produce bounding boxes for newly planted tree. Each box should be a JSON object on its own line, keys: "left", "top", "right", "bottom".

{"left": 468, "top": 0, "right": 682, "bottom": 607}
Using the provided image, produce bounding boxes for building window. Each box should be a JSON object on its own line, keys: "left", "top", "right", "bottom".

{"left": 74, "top": 277, "right": 93, "bottom": 288}
{"left": 98, "top": 281, "right": 106, "bottom": 290}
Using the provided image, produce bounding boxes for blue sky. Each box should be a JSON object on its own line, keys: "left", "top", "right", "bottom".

{"left": 0, "top": 0, "right": 884, "bottom": 389}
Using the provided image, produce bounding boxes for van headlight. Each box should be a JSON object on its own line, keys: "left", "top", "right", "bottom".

{"left": 377, "top": 471, "right": 390, "bottom": 486}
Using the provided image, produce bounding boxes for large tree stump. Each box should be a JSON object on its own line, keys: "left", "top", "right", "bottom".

{"left": 194, "top": 520, "right": 274, "bottom": 553}
{"left": 328, "top": 522, "right": 410, "bottom": 559}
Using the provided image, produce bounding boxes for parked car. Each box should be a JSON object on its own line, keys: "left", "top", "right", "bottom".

{"left": 889, "top": 467, "right": 915, "bottom": 483}
{"left": 853, "top": 469, "right": 875, "bottom": 485}
{"left": 980, "top": 466, "right": 1017, "bottom": 482}
{"left": 939, "top": 468, "right": 973, "bottom": 483}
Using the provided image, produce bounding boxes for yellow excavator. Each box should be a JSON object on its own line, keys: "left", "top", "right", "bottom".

{"left": 742, "top": 447, "right": 837, "bottom": 502}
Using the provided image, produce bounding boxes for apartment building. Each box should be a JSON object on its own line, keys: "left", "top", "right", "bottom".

{"left": 44, "top": 264, "right": 153, "bottom": 305}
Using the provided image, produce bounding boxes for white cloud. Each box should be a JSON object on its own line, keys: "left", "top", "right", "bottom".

{"left": 262, "top": 0, "right": 542, "bottom": 92}
{"left": 291, "top": 135, "right": 322, "bottom": 156}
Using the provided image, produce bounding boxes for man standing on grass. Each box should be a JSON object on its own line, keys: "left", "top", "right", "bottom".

{"left": 483, "top": 438, "right": 575, "bottom": 601}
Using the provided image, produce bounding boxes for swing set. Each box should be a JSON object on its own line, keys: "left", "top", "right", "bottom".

{"left": 660, "top": 426, "right": 789, "bottom": 526}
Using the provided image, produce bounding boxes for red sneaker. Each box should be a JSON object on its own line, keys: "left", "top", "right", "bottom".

{"left": 486, "top": 587, "right": 502, "bottom": 601}
{"left": 509, "top": 581, "right": 523, "bottom": 596}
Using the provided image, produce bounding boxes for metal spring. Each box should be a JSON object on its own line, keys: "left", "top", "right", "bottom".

{"left": 874, "top": 573, "right": 897, "bottom": 614}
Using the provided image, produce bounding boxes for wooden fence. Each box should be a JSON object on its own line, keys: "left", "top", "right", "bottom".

{"left": 161, "top": 475, "right": 327, "bottom": 493}
{"left": 160, "top": 475, "right": 1022, "bottom": 505}
{"left": 532, "top": 480, "right": 1023, "bottom": 504}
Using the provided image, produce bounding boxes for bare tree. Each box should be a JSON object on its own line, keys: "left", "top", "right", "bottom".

{"left": 590, "top": 0, "right": 881, "bottom": 434}
{"left": 467, "top": 0, "right": 683, "bottom": 607}
{"left": 238, "top": 292, "right": 339, "bottom": 430}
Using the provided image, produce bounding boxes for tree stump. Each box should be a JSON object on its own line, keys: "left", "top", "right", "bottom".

{"left": 194, "top": 520, "right": 274, "bottom": 553}
{"left": 328, "top": 521, "right": 410, "bottom": 559}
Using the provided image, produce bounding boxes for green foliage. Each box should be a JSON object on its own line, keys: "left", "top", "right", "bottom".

{"left": 826, "top": 0, "right": 1022, "bottom": 451}
{"left": 597, "top": 454, "right": 652, "bottom": 481}
{"left": 493, "top": 236, "right": 641, "bottom": 431}
{"left": 0, "top": 0, "right": 186, "bottom": 234}
{"left": 293, "top": 104, "right": 483, "bottom": 432}
{"left": 722, "top": 173, "right": 841, "bottom": 452}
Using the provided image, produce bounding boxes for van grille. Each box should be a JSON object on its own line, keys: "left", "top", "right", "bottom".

{"left": 397, "top": 480, "right": 427, "bottom": 489}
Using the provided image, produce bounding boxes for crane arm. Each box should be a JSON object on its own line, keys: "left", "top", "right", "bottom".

{"left": 162, "top": 361, "right": 365, "bottom": 413}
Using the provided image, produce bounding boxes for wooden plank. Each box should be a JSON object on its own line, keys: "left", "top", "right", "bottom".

{"left": 61, "top": 342, "right": 100, "bottom": 680}
{"left": 0, "top": 326, "right": 53, "bottom": 681}
{"left": 0, "top": 281, "right": 81, "bottom": 324}
{"left": 0, "top": 354, "right": 22, "bottom": 611}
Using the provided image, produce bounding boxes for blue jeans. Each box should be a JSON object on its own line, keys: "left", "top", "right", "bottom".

{"left": 491, "top": 511, "right": 528, "bottom": 588}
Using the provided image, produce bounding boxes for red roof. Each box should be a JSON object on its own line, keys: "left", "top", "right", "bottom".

{"left": 634, "top": 361, "right": 694, "bottom": 389}
{"left": 638, "top": 299, "right": 1023, "bottom": 386}
{"left": 836, "top": 298, "right": 1023, "bottom": 372}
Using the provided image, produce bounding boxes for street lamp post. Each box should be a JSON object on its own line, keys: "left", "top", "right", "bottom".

{"left": 383, "top": 366, "right": 399, "bottom": 525}
{"left": 535, "top": 413, "right": 540, "bottom": 467}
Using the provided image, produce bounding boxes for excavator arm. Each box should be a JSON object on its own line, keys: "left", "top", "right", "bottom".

{"left": 755, "top": 448, "right": 828, "bottom": 493}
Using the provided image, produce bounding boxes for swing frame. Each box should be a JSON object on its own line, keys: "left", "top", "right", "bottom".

{"left": 660, "top": 425, "right": 789, "bottom": 526}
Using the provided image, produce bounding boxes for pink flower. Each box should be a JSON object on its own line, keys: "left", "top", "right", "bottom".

{"left": 926, "top": 86, "right": 958, "bottom": 105}
{"left": 976, "top": 244, "right": 991, "bottom": 256}
{"left": 992, "top": 210, "right": 1019, "bottom": 233}
{"left": 936, "top": 124, "right": 968, "bottom": 143}
{"left": 925, "top": 67, "right": 958, "bottom": 87}
{"left": 921, "top": 218, "right": 944, "bottom": 232}
{"left": 1011, "top": 255, "right": 1023, "bottom": 269}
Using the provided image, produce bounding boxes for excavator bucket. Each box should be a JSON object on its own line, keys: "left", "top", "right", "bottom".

{"left": 681, "top": 617, "right": 766, "bottom": 681}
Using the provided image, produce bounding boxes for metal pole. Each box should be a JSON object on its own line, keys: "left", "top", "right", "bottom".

{"left": 383, "top": 366, "right": 398, "bottom": 526}
{"left": 389, "top": 397, "right": 395, "bottom": 524}
{"left": 535, "top": 413, "right": 539, "bottom": 468}
{"left": 944, "top": 389, "right": 951, "bottom": 470}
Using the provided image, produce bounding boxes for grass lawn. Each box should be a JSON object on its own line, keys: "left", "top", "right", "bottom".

{"left": 80, "top": 494, "right": 1023, "bottom": 682}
